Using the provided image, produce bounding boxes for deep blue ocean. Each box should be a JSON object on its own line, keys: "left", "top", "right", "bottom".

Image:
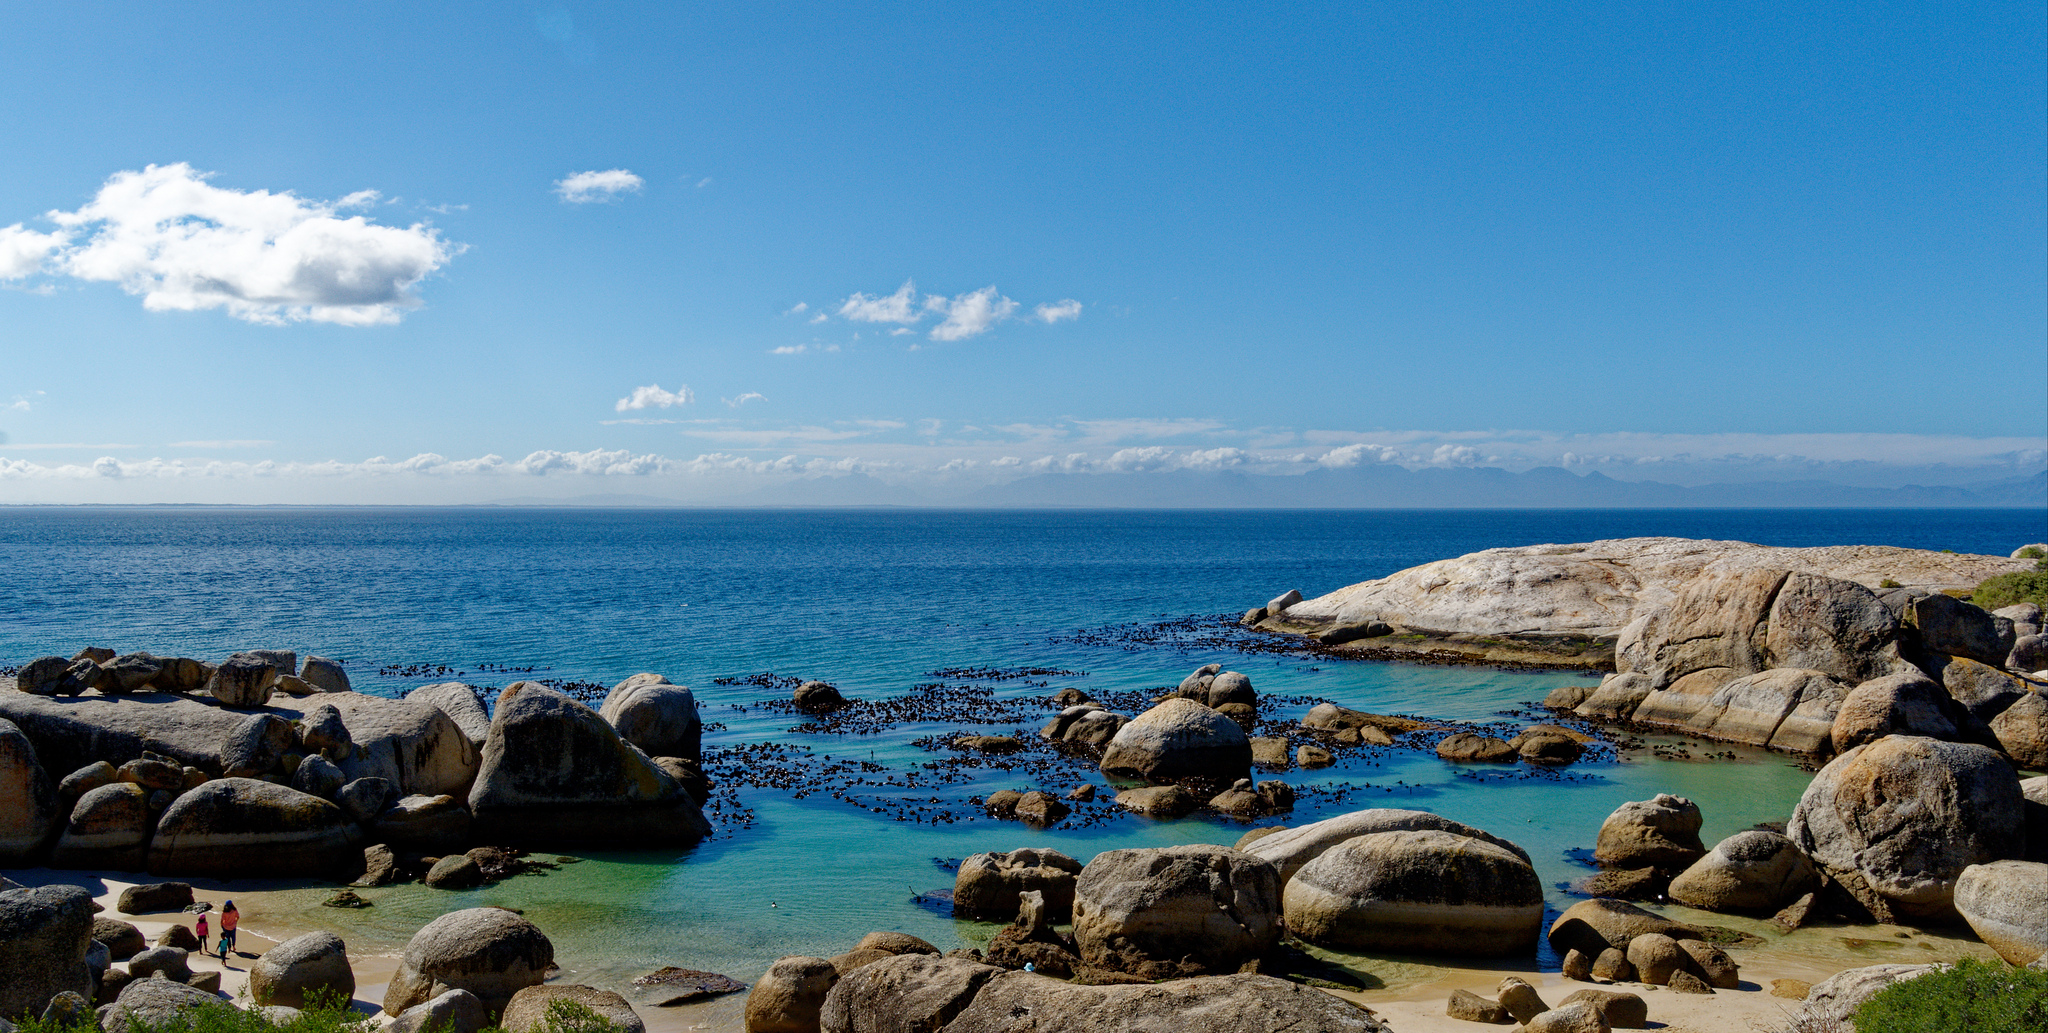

{"left": 3, "top": 507, "right": 2042, "bottom": 1010}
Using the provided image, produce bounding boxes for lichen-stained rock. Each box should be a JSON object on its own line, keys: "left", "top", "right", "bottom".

{"left": 1098, "top": 699, "right": 1251, "bottom": 785}
{"left": 1991, "top": 692, "right": 2048, "bottom": 770}
{"left": 1667, "top": 830, "right": 1819, "bottom": 913}
{"left": 1830, "top": 673, "right": 1960, "bottom": 755}
{"left": 1953, "top": 860, "right": 2048, "bottom": 967}
{"left": 1574, "top": 673, "right": 1655, "bottom": 722}
{"left": 51, "top": 782, "right": 152, "bottom": 871}
{"left": 1935, "top": 657, "right": 2038, "bottom": 729}
{"left": 937, "top": 970, "right": 1392, "bottom": 1033}
{"left": 1070, "top": 845, "right": 1281, "bottom": 979}
{"left": 0, "top": 692, "right": 259, "bottom": 778}
{"left": 467, "top": 682, "right": 709, "bottom": 847}
{"left": 383, "top": 907, "right": 554, "bottom": 1017}
{"left": 816, "top": 954, "right": 996, "bottom": 1033}
{"left": 502, "top": 986, "right": 644, "bottom": 1033}
{"left": 0, "top": 884, "right": 95, "bottom": 1022}
{"left": 1282, "top": 829, "right": 1543, "bottom": 956}
{"left": 599, "top": 674, "right": 702, "bottom": 761}
{"left": 1788, "top": 736, "right": 2025, "bottom": 922}
{"left": 1244, "top": 807, "right": 1531, "bottom": 883}
{"left": 1546, "top": 898, "right": 1701, "bottom": 959}
{"left": 147, "top": 778, "right": 361, "bottom": 879}
{"left": 1594, "top": 795, "right": 1705, "bottom": 870}
{"left": 1640, "top": 669, "right": 1846, "bottom": 753}
{"left": 0, "top": 718, "right": 59, "bottom": 865}
{"left": 97, "top": 975, "right": 225, "bottom": 1033}
{"left": 207, "top": 653, "right": 280, "bottom": 707}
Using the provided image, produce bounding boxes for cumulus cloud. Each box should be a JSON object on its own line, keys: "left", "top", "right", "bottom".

{"left": 927, "top": 286, "right": 1019, "bottom": 341}
{"left": 723, "top": 392, "right": 766, "bottom": 408}
{"left": 0, "top": 224, "right": 65, "bottom": 279}
{"left": 615, "top": 383, "right": 693, "bottom": 412}
{"left": 1033, "top": 299, "right": 1082, "bottom": 323}
{"left": 10, "top": 163, "right": 458, "bottom": 325}
{"left": 554, "top": 169, "right": 645, "bottom": 203}
{"left": 838, "top": 280, "right": 921, "bottom": 324}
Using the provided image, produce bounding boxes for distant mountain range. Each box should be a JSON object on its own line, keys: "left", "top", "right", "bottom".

{"left": 491, "top": 467, "right": 2047, "bottom": 509}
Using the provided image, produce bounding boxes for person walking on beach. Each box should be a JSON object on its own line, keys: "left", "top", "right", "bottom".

{"left": 218, "top": 901, "right": 238, "bottom": 958}
{"left": 194, "top": 910, "right": 210, "bottom": 956}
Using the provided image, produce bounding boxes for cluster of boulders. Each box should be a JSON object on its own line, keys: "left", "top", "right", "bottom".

{"left": 748, "top": 846, "right": 1392, "bottom": 1032}
{"left": 1551, "top": 585, "right": 2046, "bottom": 768}
{"left": 1, "top": 651, "right": 712, "bottom": 882}
{"left": 1435, "top": 723, "right": 1590, "bottom": 766}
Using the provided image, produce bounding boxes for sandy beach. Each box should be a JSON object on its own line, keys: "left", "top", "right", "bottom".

{"left": 28, "top": 861, "right": 2011, "bottom": 1033}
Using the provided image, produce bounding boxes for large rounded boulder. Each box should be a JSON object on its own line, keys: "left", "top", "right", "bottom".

{"left": 0, "top": 884, "right": 95, "bottom": 1021}
{"left": 1953, "top": 860, "right": 2048, "bottom": 967}
{"left": 0, "top": 718, "right": 59, "bottom": 865}
{"left": 1070, "top": 845, "right": 1281, "bottom": 979}
{"left": 817, "top": 954, "right": 996, "bottom": 1033}
{"left": 1829, "top": 673, "right": 1959, "bottom": 754}
{"left": 1788, "top": 735, "right": 2025, "bottom": 921}
{"left": 1242, "top": 807, "right": 1531, "bottom": 883}
{"left": 1546, "top": 897, "right": 1701, "bottom": 959}
{"left": 272, "top": 692, "right": 479, "bottom": 797}
{"left": 249, "top": 931, "right": 355, "bottom": 1008}
{"left": 1593, "top": 794, "right": 1705, "bottom": 870}
{"left": 1098, "top": 699, "right": 1251, "bottom": 785}
{"left": 1667, "top": 830, "right": 1819, "bottom": 913}
{"left": 146, "top": 778, "right": 361, "bottom": 879}
{"left": 1282, "top": 829, "right": 1543, "bottom": 956}
{"left": 467, "top": 682, "right": 710, "bottom": 847}
{"left": 598, "top": 674, "right": 702, "bottom": 761}
{"left": 406, "top": 683, "right": 492, "bottom": 750}
{"left": 51, "top": 782, "right": 152, "bottom": 871}
{"left": 383, "top": 907, "right": 554, "bottom": 1017}
{"left": 502, "top": 986, "right": 644, "bottom": 1033}
{"left": 746, "top": 956, "right": 839, "bottom": 1033}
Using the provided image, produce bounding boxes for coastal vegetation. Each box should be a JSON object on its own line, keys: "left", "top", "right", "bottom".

{"left": 1852, "top": 958, "right": 2048, "bottom": 1032}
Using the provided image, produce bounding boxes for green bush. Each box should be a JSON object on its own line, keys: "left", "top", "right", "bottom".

{"left": 2019, "top": 546, "right": 2046, "bottom": 560}
{"left": 18, "top": 989, "right": 377, "bottom": 1033}
{"left": 1853, "top": 958, "right": 2048, "bottom": 1033}
{"left": 1974, "top": 570, "right": 2048, "bottom": 612}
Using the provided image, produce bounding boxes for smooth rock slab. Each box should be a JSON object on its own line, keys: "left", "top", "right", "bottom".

{"left": 937, "top": 970, "right": 1391, "bottom": 1033}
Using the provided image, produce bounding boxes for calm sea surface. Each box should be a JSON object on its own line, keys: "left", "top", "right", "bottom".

{"left": 2, "top": 507, "right": 2041, "bottom": 995}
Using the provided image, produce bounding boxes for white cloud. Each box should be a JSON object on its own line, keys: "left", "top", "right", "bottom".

{"left": 615, "top": 383, "right": 694, "bottom": 412}
{"left": 808, "top": 313, "right": 828, "bottom": 324}
{"left": 1432, "top": 445, "right": 1482, "bottom": 465}
{"left": 770, "top": 343, "right": 839, "bottom": 355}
{"left": 927, "top": 285, "right": 1018, "bottom": 341}
{"left": 723, "top": 392, "right": 766, "bottom": 408}
{"left": 783, "top": 302, "right": 808, "bottom": 315}
{"left": 838, "top": 280, "right": 921, "bottom": 324}
{"left": 17, "top": 163, "right": 458, "bottom": 325}
{"left": 554, "top": 169, "right": 645, "bottom": 204}
{"left": 0, "top": 224, "right": 66, "bottom": 279}
{"left": 1033, "top": 299, "right": 1082, "bottom": 323}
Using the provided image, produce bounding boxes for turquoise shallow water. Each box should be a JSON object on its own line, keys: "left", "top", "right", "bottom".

{"left": 0, "top": 507, "right": 2037, "bottom": 1002}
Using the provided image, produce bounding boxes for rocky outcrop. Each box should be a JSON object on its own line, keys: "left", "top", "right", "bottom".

{"left": 269, "top": 693, "right": 479, "bottom": 797}
{"left": 1953, "top": 861, "right": 2048, "bottom": 967}
{"left": 0, "top": 885, "right": 95, "bottom": 1021}
{"left": 953, "top": 848, "right": 1083, "bottom": 921}
{"left": 1788, "top": 964, "right": 1942, "bottom": 1030}
{"left": 0, "top": 692, "right": 263, "bottom": 776}
{"left": 1635, "top": 668, "right": 1847, "bottom": 753}
{"left": 1788, "top": 735, "right": 2025, "bottom": 921}
{"left": 0, "top": 719, "right": 59, "bottom": 864}
{"left": 1546, "top": 898, "right": 1700, "bottom": 959}
{"left": 1830, "top": 672, "right": 1959, "bottom": 753}
{"left": 502, "top": 986, "right": 644, "bottom": 1033}
{"left": 249, "top": 931, "right": 355, "bottom": 1008}
{"left": 937, "top": 970, "right": 1390, "bottom": 1033}
{"left": 1666, "top": 830, "right": 1818, "bottom": 913}
{"left": 1097, "top": 699, "right": 1250, "bottom": 785}
{"left": 1070, "top": 845, "right": 1280, "bottom": 979}
{"left": 599, "top": 674, "right": 701, "bottom": 760}
{"left": 746, "top": 956, "right": 839, "bottom": 1033}
{"left": 406, "top": 684, "right": 492, "bottom": 750}
{"left": 146, "top": 778, "right": 360, "bottom": 879}
{"left": 1282, "top": 828, "right": 1543, "bottom": 955}
{"left": 467, "top": 683, "right": 710, "bottom": 847}
{"left": 1272, "top": 538, "right": 2025, "bottom": 652}
{"left": 384, "top": 908, "right": 554, "bottom": 1017}
{"left": 1244, "top": 808, "right": 1532, "bottom": 883}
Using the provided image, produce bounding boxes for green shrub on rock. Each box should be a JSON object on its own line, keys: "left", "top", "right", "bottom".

{"left": 1852, "top": 958, "right": 2048, "bottom": 1033}
{"left": 1974, "top": 571, "right": 2048, "bottom": 612}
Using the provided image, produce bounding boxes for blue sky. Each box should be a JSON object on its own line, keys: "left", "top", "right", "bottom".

{"left": 1, "top": 2, "right": 2042, "bottom": 503}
